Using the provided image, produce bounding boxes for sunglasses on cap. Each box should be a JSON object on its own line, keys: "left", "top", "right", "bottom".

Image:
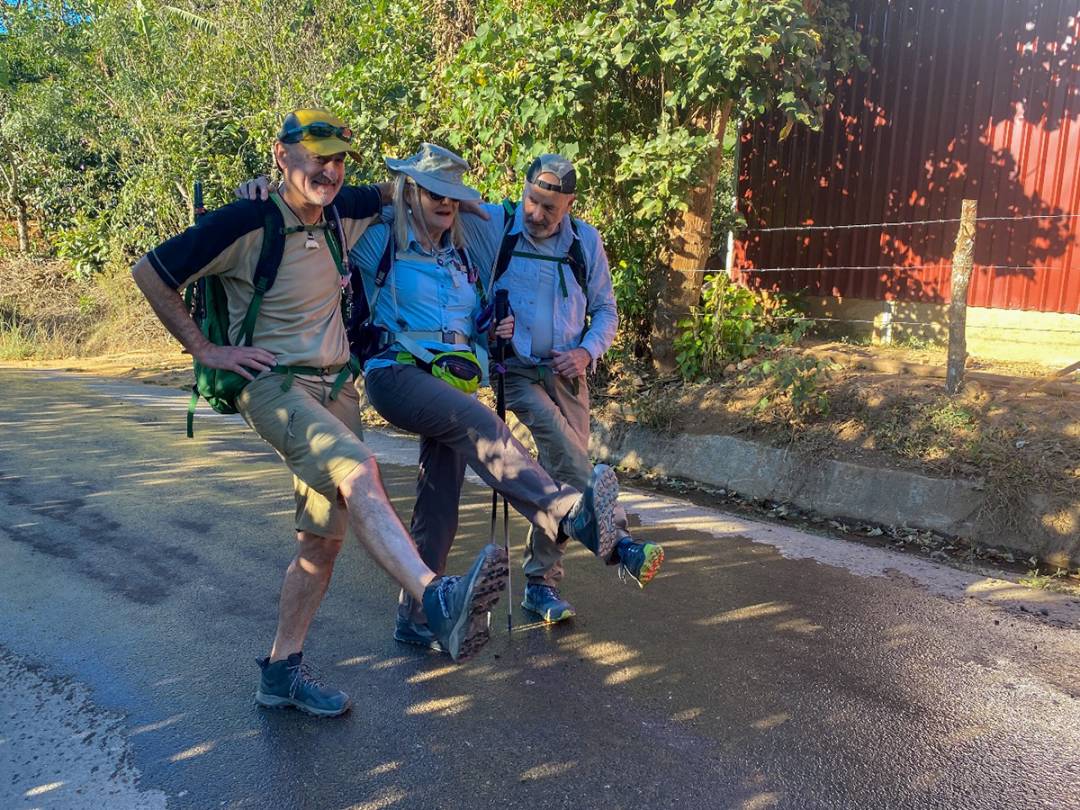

{"left": 279, "top": 122, "right": 354, "bottom": 144}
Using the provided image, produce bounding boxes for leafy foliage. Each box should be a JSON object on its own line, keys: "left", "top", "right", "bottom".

{"left": 748, "top": 354, "right": 832, "bottom": 419}
{"left": 0, "top": 0, "right": 862, "bottom": 365}
{"left": 673, "top": 272, "right": 805, "bottom": 379}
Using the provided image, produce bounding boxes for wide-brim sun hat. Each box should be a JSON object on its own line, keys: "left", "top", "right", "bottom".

{"left": 385, "top": 143, "right": 482, "bottom": 202}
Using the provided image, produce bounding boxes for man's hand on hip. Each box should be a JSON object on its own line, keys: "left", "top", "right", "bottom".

{"left": 195, "top": 344, "right": 277, "bottom": 381}
{"left": 551, "top": 347, "right": 591, "bottom": 379}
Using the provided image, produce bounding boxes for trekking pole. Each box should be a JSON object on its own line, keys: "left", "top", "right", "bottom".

{"left": 193, "top": 180, "right": 206, "bottom": 219}
{"left": 492, "top": 289, "right": 512, "bottom": 634}
{"left": 188, "top": 181, "right": 207, "bottom": 321}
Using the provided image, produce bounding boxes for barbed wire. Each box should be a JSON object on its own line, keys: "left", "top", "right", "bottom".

{"left": 707, "top": 264, "right": 1052, "bottom": 274}
{"left": 741, "top": 211, "right": 1080, "bottom": 233}
{"left": 671, "top": 313, "right": 1080, "bottom": 335}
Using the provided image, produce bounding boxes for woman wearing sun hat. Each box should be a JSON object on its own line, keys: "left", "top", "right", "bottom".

{"left": 349, "top": 144, "right": 625, "bottom": 649}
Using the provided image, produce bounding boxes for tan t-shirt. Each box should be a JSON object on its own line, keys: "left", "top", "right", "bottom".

{"left": 148, "top": 188, "right": 379, "bottom": 368}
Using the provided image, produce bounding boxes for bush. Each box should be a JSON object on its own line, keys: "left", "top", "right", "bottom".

{"left": 673, "top": 273, "right": 806, "bottom": 380}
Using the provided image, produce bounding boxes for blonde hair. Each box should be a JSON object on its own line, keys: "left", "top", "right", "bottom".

{"left": 392, "top": 175, "right": 465, "bottom": 251}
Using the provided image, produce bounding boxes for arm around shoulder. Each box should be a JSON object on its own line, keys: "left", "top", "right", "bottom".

{"left": 334, "top": 184, "right": 386, "bottom": 219}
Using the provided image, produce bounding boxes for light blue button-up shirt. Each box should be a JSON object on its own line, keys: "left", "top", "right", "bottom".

{"left": 350, "top": 212, "right": 481, "bottom": 374}
{"left": 461, "top": 203, "right": 618, "bottom": 368}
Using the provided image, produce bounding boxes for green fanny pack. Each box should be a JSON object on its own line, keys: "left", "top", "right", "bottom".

{"left": 397, "top": 348, "right": 482, "bottom": 395}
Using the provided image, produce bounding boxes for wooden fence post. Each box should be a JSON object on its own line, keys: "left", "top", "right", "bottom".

{"left": 946, "top": 199, "right": 977, "bottom": 394}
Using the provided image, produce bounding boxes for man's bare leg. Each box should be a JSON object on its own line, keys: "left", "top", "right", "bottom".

{"left": 338, "top": 458, "right": 434, "bottom": 601}
{"left": 338, "top": 457, "right": 507, "bottom": 662}
{"left": 268, "top": 532, "right": 343, "bottom": 663}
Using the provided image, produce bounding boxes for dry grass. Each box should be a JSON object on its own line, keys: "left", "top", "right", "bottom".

{"left": 0, "top": 258, "right": 173, "bottom": 359}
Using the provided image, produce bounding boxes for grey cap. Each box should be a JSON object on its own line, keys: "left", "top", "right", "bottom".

{"left": 384, "top": 143, "right": 482, "bottom": 202}
{"left": 525, "top": 154, "right": 576, "bottom": 194}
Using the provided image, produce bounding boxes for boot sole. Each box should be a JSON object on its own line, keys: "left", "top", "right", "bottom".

{"left": 393, "top": 629, "right": 446, "bottom": 653}
{"left": 591, "top": 465, "right": 620, "bottom": 561}
{"left": 631, "top": 544, "right": 665, "bottom": 588}
{"left": 253, "top": 691, "right": 352, "bottom": 717}
{"left": 448, "top": 544, "right": 508, "bottom": 662}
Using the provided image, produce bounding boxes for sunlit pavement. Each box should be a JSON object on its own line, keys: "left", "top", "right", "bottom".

{"left": 1, "top": 369, "right": 1078, "bottom": 810}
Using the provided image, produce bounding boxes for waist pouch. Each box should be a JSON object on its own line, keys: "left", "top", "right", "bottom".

{"left": 397, "top": 349, "right": 482, "bottom": 395}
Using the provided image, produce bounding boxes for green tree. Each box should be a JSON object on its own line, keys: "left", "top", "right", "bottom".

{"left": 0, "top": 0, "right": 98, "bottom": 254}
{"left": 437, "top": 0, "right": 863, "bottom": 365}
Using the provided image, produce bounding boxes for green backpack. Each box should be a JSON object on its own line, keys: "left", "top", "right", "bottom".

{"left": 184, "top": 190, "right": 352, "bottom": 437}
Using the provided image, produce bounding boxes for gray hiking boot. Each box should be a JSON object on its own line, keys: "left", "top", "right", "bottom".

{"left": 254, "top": 652, "right": 350, "bottom": 717}
{"left": 422, "top": 544, "right": 508, "bottom": 662}
{"left": 560, "top": 464, "right": 620, "bottom": 561}
{"left": 522, "top": 583, "right": 576, "bottom": 623}
{"left": 394, "top": 616, "right": 446, "bottom": 652}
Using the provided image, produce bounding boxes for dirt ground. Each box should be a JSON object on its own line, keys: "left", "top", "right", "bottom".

{"left": 597, "top": 341, "right": 1080, "bottom": 479}
{"left": 594, "top": 341, "right": 1079, "bottom": 578}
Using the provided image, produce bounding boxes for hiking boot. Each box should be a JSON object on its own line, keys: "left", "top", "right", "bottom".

{"left": 616, "top": 537, "right": 665, "bottom": 588}
{"left": 560, "top": 464, "right": 620, "bottom": 561}
{"left": 422, "top": 544, "right": 508, "bottom": 662}
{"left": 254, "top": 652, "right": 351, "bottom": 717}
{"left": 394, "top": 616, "right": 446, "bottom": 652}
{"left": 521, "top": 583, "right": 576, "bottom": 623}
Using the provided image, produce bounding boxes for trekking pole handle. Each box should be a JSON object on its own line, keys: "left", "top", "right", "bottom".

{"left": 494, "top": 289, "right": 510, "bottom": 357}
{"left": 193, "top": 180, "right": 206, "bottom": 220}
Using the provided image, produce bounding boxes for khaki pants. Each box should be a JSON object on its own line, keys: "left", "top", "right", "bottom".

{"left": 236, "top": 372, "right": 371, "bottom": 541}
{"left": 364, "top": 363, "right": 581, "bottom": 623}
{"left": 503, "top": 364, "right": 630, "bottom": 586}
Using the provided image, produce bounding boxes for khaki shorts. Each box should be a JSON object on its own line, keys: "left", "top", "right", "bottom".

{"left": 236, "top": 372, "right": 372, "bottom": 540}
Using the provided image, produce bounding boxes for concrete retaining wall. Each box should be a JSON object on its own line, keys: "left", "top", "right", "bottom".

{"left": 590, "top": 419, "right": 1079, "bottom": 568}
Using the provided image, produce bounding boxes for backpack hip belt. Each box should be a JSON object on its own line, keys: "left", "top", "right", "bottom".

{"left": 396, "top": 329, "right": 470, "bottom": 347}
{"left": 270, "top": 360, "right": 360, "bottom": 399}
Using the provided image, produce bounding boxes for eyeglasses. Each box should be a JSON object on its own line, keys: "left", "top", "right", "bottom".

{"left": 279, "top": 122, "right": 354, "bottom": 144}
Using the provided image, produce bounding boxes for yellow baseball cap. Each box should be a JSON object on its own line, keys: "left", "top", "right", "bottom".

{"left": 276, "top": 108, "right": 357, "bottom": 158}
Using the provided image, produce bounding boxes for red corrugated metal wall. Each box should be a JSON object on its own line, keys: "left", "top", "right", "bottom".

{"left": 734, "top": 0, "right": 1080, "bottom": 314}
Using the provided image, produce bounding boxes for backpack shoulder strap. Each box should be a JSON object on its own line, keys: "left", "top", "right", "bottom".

{"left": 374, "top": 226, "right": 394, "bottom": 289}
{"left": 324, "top": 204, "right": 349, "bottom": 279}
{"left": 491, "top": 200, "right": 519, "bottom": 286}
{"left": 360, "top": 225, "right": 395, "bottom": 323}
{"left": 565, "top": 217, "right": 589, "bottom": 294}
{"left": 236, "top": 201, "right": 285, "bottom": 347}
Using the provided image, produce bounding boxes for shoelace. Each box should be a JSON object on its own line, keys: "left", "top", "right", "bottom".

{"left": 532, "top": 585, "right": 561, "bottom": 602}
{"left": 287, "top": 660, "right": 326, "bottom": 698}
{"left": 436, "top": 576, "right": 459, "bottom": 618}
{"left": 617, "top": 544, "right": 640, "bottom": 585}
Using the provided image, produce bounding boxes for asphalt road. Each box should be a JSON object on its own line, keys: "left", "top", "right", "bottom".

{"left": 1, "top": 368, "right": 1078, "bottom": 810}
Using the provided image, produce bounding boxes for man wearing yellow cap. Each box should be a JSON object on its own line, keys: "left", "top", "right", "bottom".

{"left": 131, "top": 110, "right": 511, "bottom": 717}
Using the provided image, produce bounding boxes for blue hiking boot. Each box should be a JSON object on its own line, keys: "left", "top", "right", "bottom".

{"left": 521, "top": 584, "right": 576, "bottom": 623}
{"left": 560, "top": 464, "right": 620, "bottom": 561}
{"left": 616, "top": 537, "right": 665, "bottom": 588}
{"left": 254, "top": 652, "right": 350, "bottom": 717}
{"left": 394, "top": 616, "right": 446, "bottom": 652}
{"left": 422, "top": 543, "right": 508, "bottom": 662}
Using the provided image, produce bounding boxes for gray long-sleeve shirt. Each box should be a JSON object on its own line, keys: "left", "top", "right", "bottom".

{"left": 462, "top": 202, "right": 619, "bottom": 368}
